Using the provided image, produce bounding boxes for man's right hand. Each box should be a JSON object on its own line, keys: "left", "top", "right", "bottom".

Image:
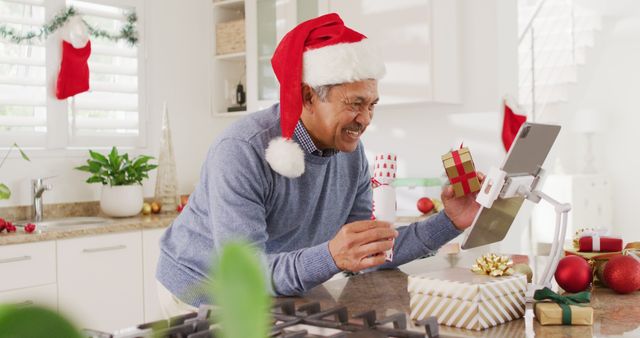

{"left": 328, "top": 220, "right": 398, "bottom": 272}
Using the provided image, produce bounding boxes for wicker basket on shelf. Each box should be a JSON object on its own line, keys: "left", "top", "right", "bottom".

{"left": 216, "top": 19, "right": 245, "bottom": 55}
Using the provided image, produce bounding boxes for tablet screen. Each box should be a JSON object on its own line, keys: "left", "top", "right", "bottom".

{"left": 461, "top": 122, "right": 561, "bottom": 250}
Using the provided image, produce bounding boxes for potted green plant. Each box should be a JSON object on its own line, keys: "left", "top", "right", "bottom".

{"left": 75, "top": 147, "right": 157, "bottom": 217}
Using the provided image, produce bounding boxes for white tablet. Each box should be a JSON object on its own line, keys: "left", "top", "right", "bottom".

{"left": 460, "top": 122, "right": 561, "bottom": 249}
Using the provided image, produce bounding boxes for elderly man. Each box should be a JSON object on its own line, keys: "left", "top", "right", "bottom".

{"left": 156, "top": 13, "right": 480, "bottom": 313}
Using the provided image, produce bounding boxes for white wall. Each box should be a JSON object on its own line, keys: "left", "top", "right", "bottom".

{"left": 600, "top": 17, "right": 640, "bottom": 238}
{"left": 0, "top": 0, "right": 233, "bottom": 207}
{"left": 539, "top": 7, "right": 640, "bottom": 239}
{"left": 144, "top": 0, "right": 234, "bottom": 195}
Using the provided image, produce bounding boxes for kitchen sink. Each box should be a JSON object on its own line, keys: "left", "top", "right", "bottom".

{"left": 18, "top": 216, "right": 114, "bottom": 231}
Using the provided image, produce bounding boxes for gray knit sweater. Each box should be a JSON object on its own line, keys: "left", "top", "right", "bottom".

{"left": 156, "top": 104, "right": 462, "bottom": 306}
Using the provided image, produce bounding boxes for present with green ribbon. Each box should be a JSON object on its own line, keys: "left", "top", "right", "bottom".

{"left": 533, "top": 287, "right": 593, "bottom": 326}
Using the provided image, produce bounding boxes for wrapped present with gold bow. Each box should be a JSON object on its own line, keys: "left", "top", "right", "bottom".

{"left": 408, "top": 267, "right": 527, "bottom": 331}
{"left": 442, "top": 147, "right": 481, "bottom": 198}
{"left": 533, "top": 287, "right": 593, "bottom": 326}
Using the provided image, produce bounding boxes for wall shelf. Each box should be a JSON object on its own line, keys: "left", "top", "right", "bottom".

{"left": 215, "top": 52, "right": 246, "bottom": 61}
{"left": 210, "top": 0, "right": 321, "bottom": 118}
{"left": 212, "top": 110, "right": 250, "bottom": 117}
{"left": 212, "top": 0, "right": 244, "bottom": 11}
{"left": 211, "top": 0, "right": 247, "bottom": 117}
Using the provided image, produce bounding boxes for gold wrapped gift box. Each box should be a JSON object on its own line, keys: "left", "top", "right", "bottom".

{"left": 534, "top": 302, "right": 593, "bottom": 326}
{"left": 441, "top": 147, "right": 481, "bottom": 198}
{"left": 408, "top": 268, "right": 527, "bottom": 331}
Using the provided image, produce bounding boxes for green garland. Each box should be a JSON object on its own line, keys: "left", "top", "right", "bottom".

{"left": 0, "top": 6, "right": 138, "bottom": 46}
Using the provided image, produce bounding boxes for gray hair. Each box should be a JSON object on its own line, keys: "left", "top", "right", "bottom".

{"left": 313, "top": 84, "right": 336, "bottom": 102}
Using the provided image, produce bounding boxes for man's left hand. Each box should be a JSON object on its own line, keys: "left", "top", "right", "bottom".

{"left": 441, "top": 172, "right": 485, "bottom": 231}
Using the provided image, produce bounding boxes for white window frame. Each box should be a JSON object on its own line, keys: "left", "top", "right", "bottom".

{"left": 0, "top": 0, "right": 147, "bottom": 157}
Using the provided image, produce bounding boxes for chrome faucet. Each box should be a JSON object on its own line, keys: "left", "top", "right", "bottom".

{"left": 31, "top": 178, "right": 52, "bottom": 222}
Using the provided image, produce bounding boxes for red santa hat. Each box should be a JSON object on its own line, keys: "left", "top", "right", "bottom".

{"left": 266, "top": 13, "right": 386, "bottom": 178}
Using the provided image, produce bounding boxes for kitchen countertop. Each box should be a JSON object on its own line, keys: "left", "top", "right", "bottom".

{"left": 0, "top": 212, "right": 176, "bottom": 245}
{"left": 0, "top": 211, "right": 428, "bottom": 246}
{"left": 287, "top": 251, "right": 640, "bottom": 337}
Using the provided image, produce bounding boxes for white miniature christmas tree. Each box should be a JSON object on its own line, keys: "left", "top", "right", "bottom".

{"left": 154, "top": 102, "right": 180, "bottom": 211}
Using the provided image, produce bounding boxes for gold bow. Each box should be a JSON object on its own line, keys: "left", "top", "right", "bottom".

{"left": 471, "top": 253, "right": 514, "bottom": 277}
{"left": 572, "top": 227, "right": 597, "bottom": 249}
{"left": 624, "top": 242, "right": 640, "bottom": 257}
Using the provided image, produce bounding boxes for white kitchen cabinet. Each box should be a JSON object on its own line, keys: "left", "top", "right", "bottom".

{"left": 57, "top": 231, "right": 143, "bottom": 333}
{"left": 0, "top": 241, "right": 56, "bottom": 292}
{"left": 245, "top": 0, "right": 322, "bottom": 111}
{"left": 0, "top": 284, "right": 58, "bottom": 311}
{"left": 0, "top": 241, "right": 57, "bottom": 310}
{"left": 142, "top": 228, "right": 165, "bottom": 322}
{"left": 210, "top": 0, "right": 248, "bottom": 116}
{"left": 212, "top": 0, "right": 323, "bottom": 117}
{"left": 328, "top": 0, "right": 461, "bottom": 105}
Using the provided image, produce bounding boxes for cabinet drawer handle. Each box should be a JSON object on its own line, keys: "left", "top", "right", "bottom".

{"left": 0, "top": 255, "right": 32, "bottom": 264}
{"left": 82, "top": 245, "right": 127, "bottom": 253}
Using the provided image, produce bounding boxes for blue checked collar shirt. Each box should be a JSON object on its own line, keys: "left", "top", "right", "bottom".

{"left": 294, "top": 120, "right": 338, "bottom": 157}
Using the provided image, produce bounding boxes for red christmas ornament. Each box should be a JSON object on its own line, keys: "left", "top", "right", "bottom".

{"left": 417, "top": 197, "right": 434, "bottom": 214}
{"left": 603, "top": 255, "right": 640, "bottom": 294}
{"left": 554, "top": 255, "right": 592, "bottom": 293}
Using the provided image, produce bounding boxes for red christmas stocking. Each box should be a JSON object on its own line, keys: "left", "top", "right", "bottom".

{"left": 56, "top": 40, "right": 91, "bottom": 100}
{"left": 501, "top": 100, "right": 526, "bottom": 151}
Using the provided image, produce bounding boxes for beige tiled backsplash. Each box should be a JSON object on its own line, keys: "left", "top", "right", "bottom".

{"left": 0, "top": 201, "right": 102, "bottom": 222}
{"left": 0, "top": 197, "right": 171, "bottom": 222}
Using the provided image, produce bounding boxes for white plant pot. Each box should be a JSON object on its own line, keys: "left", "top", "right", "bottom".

{"left": 100, "top": 184, "right": 143, "bottom": 217}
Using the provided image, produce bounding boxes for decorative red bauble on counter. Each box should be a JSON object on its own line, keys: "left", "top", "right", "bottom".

{"left": 554, "top": 255, "right": 592, "bottom": 293}
{"left": 417, "top": 197, "right": 434, "bottom": 214}
{"left": 603, "top": 255, "right": 640, "bottom": 294}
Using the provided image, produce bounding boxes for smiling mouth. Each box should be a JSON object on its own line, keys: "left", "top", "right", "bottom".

{"left": 346, "top": 129, "right": 360, "bottom": 137}
{"left": 344, "top": 124, "right": 364, "bottom": 141}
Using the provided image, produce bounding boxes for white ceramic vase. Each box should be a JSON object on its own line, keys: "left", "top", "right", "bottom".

{"left": 100, "top": 184, "right": 143, "bottom": 217}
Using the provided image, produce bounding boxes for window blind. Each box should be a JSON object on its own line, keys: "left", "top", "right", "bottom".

{"left": 67, "top": 0, "right": 142, "bottom": 147}
{"left": 0, "top": 0, "right": 47, "bottom": 147}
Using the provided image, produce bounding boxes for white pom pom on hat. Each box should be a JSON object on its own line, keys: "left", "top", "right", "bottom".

{"left": 266, "top": 13, "right": 386, "bottom": 178}
{"left": 265, "top": 137, "right": 305, "bottom": 178}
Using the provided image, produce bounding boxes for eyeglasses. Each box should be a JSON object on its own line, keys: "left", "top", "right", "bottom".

{"left": 340, "top": 98, "right": 377, "bottom": 117}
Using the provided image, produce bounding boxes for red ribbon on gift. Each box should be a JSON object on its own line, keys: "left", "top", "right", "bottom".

{"left": 449, "top": 150, "right": 477, "bottom": 194}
